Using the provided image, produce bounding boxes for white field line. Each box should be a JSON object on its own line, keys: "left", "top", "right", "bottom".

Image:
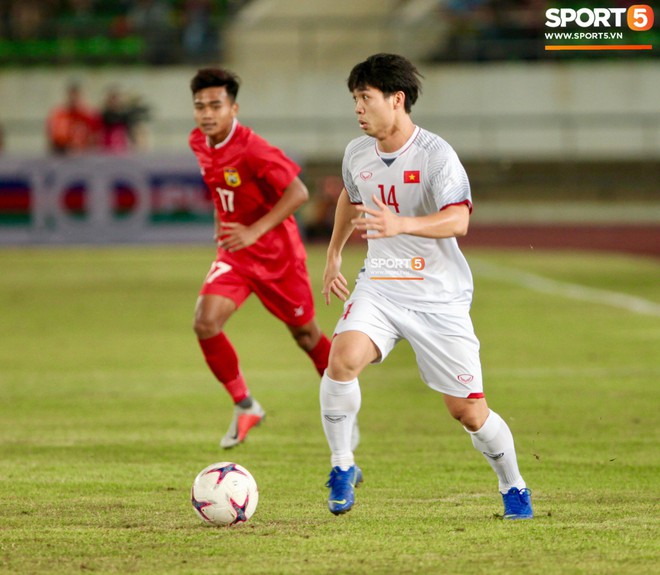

{"left": 472, "top": 261, "right": 660, "bottom": 318}
{"left": 485, "top": 365, "right": 660, "bottom": 378}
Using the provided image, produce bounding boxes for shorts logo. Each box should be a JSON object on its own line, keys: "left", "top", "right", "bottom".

{"left": 360, "top": 171, "right": 373, "bottom": 181}
{"left": 294, "top": 305, "right": 305, "bottom": 317}
{"left": 224, "top": 167, "right": 241, "bottom": 187}
{"left": 457, "top": 374, "right": 474, "bottom": 384}
{"left": 324, "top": 415, "right": 347, "bottom": 423}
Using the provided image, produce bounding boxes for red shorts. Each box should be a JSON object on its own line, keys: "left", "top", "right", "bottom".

{"left": 199, "top": 257, "right": 316, "bottom": 327}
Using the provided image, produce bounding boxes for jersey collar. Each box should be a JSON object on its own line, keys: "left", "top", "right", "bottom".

{"left": 376, "top": 125, "right": 420, "bottom": 161}
{"left": 207, "top": 119, "right": 238, "bottom": 149}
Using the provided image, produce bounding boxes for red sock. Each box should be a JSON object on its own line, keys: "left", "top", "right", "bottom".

{"left": 198, "top": 333, "right": 249, "bottom": 404}
{"left": 307, "top": 334, "right": 331, "bottom": 375}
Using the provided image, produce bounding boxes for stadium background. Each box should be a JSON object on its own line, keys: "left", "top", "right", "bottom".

{"left": 0, "top": 0, "right": 658, "bottom": 251}
{"left": 1, "top": 4, "right": 658, "bottom": 573}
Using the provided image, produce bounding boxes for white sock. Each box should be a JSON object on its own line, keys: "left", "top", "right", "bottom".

{"left": 320, "top": 371, "right": 361, "bottom": 470}
{"left": 467, "top": 410, "right": 526, "bottom": 494}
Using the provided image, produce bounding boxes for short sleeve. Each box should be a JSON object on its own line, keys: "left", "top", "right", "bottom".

{"left": 250, "top": 135, "right": 301, "bottom": 194}
{"left": 342, "top": 140, "right": 364, "bottom": 204}
{"left": 426, "top": 148, "right": 472, "bottom": 212}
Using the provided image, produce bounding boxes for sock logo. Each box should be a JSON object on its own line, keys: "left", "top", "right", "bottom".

{"left": 483, "top": 451, "right": 505, "bottom": 460}
{"left": 324, "top": 415, "right": 347, "bottom": 423}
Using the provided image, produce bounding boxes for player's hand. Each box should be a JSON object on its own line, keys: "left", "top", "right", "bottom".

{"left": 322, "top": 256, "right": 350, "bottom": 305}
{"left": 218, "top": 222, "right": 260, "bottom": 252}
{"left": 352, "top": 194, "right": 404, "bottom": 238}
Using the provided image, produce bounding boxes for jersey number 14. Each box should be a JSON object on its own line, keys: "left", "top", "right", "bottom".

{"left": 378, "top": 184, "right": 400, "bottom": 213}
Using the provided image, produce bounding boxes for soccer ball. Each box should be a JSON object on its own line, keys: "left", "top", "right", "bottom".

{"left": 191, "top": 462, "right": 259, "bottom": 526}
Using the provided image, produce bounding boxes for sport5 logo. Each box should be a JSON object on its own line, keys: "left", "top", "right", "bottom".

{"left": 369, "top": 256, "right": 426, "bottom": 271}
{"left": 546, "top": 5, "right": 654, "bottom": 31}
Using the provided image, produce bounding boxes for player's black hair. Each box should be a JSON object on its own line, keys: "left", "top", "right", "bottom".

{"left": 190, "top": 68, "right": 240, "bottom": 101}
{"left": 347, "top": 53, "right": 423, "bottom": 113}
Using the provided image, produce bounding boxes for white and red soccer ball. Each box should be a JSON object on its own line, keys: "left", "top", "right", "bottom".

{"left": 191, "top": 462, "right": 258, "bottom": 526}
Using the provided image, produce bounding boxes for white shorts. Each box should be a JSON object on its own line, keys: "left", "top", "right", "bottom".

{"left": 333, "top": 292, "right": 484, "bottom": 398}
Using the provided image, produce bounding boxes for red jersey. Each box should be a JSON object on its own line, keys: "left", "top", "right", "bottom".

{"left": 189, "top": 121, "right": 307, "bottom": 279}
{"left": 47, "top": 105, "right": 100, "bottom": 153}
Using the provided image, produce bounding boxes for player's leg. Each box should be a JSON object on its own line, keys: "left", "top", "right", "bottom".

{"left": 194, "top": 294, "right": 246, "bottom": 402}
{"left": 406, "top": 309, "right": 532, "bottom": 519}
{"left": 322, "top": 330, "right": 377, "bottom": 514}
{"left": 322, "top": 295, "right": 400, "bottom": 514}
{"left": 286, "top": 319, "right": 331, "bottom": 376}
{"left": 323, "top": 329, "right": 379, "bottom": 462}
{"left": 444, "top": 395, "right": 533, "bottom": 519}
{"left": 194, "top": 264, "right": 265, "bottom": 449}
{"left": 443, "top": 395, "right": 526, "bottom": 493}
{"left": 251, "top": 259, "right": 332, "bottom": 375}
{"left": 288, "top": 320, "right": 360, "bottom": 453}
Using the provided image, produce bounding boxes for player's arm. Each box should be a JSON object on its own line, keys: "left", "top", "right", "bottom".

{"left": 353, "top": 194, "right": 470, "bottom": 239}
{"left": 219, "top": 176, "right": 308, "bottom": 251}
{"left": 323, "top": 188, "right": 361, "bottom": 305}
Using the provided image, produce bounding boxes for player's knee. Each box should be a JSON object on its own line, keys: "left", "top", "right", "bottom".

{"left": 455, "top": 412, "right": 482, "bottom": 431}
{"left": 292, "top": 329, "right": 313, "bottom": 351}
{"left": 327, "top": 350, "right": 363, "bottom": 381}
{"left": 327, "top": 335, "right": 376, "bottom": 380}
{"left": 447, "top": 400, "right": 488, "bottom": 431}
{"left": 289, "top": 322, "right": 320, "bottom": 352}
{"left": 193, "top": 315, "right": 219, "bottom": 339}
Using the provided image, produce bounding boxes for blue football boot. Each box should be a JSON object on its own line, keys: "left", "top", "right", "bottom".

{"left": 326, "top": 465, "right": 363, "bottom": 515}
{"left": 502, "top": 487, "right": 534, "bottom": 519}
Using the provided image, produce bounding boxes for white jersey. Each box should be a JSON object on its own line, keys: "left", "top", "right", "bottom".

{"left": 342, "top": 126, "right": 474, "bottom": 311}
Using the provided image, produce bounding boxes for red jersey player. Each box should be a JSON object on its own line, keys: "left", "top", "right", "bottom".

{"left": 189, "top": 68, "right": 331, "bottom": 448}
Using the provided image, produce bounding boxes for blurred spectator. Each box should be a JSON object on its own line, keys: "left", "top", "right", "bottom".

{"left": 57, "top": 0, "right": 97, "bottom": 38}
{"left": 304, "top": 175, "right": 344, "bottom": 240}
{"left": 99, "top": 86, "right": 132, "bottom": 153}
{"left": 491, "top": 0, "right": 545, "bottom": 60}
{"left": 440, "top": 0, "right": 496, "bottom": 61}
{"left": 431, "top": 0, "right": 545, "bottom": 61}
{"left": 125, "top": 93, "right": 151, "bottom": 150}
{"left": 127, "top": 0, "right": 178, "bottom": 65}
{"left": 99, "top": 85, "right": 152, "bottom": 153}
{"left": 1, "top": 0, "right": 242, "bottom": 66}
{"left": 46, "top": 81, "right": 101, "bottom": 155}
{"left": 182, "top": 0, "right": 221, "bottom": 63}
{"left": 65, "top": 0, "right": 96, "bottom": 25}
{"left": 7, "top": 0, "right": 48, "bottom": 40}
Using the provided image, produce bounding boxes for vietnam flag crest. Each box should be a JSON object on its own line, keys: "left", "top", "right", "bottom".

{"left": 404, "top": 170, "right": 420, "bottom": 184}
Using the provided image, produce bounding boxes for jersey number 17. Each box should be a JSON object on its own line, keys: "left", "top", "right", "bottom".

{"left": 216, "top": 187, "right": 235, "bottom": 212}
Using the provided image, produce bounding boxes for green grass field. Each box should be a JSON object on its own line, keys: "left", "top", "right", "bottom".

{"left": 0, "top": 244, "right": 658, "bottom": 575}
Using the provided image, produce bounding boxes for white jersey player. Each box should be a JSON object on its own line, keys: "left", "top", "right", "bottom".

{"left": 320, "top": 53, "right": 533, "bottom": 520}
{"left": 342, "top": 124, "right": 474, "bottom": 310}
